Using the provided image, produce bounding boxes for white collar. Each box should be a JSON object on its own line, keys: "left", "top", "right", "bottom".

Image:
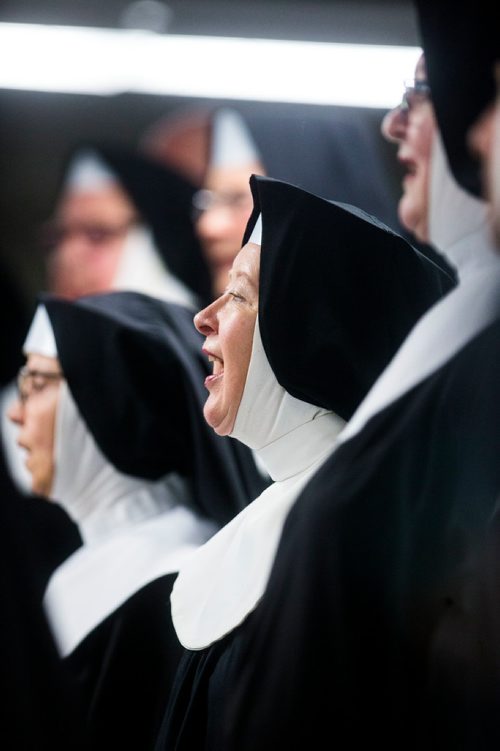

{"left": 44, "top": 506, "right": 217, "bottom": 656}
{"left": 171, "top": 321, "right": 344, "bottom": 649}
{"left": 338, "top": 133, "right": 500, "bottom": 446}
{"left": 52, "top": 382, "right": 191, "bottom": 544}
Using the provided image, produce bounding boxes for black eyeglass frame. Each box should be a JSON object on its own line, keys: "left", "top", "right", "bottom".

{"left": 16, "top": 366, "right": 64, "bottom": 404}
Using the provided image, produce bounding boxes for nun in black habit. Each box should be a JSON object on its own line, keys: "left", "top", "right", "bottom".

{"left": 220, "top": 7, "right": 500, "bottom": 750}
{"left": 153, "top": 174, "right": 451, "bottom": 750}
{"left": 7, "top": 291, "right": 266, "bottom": 750}
{"left": 43, "top": 143, "right": 212, "bottom": 306}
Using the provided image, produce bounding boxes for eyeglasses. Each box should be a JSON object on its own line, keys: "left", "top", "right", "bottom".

{"left": 17, "top": 367, "right": 63, "bottom": 404}
{"left": 400, "top": 79, "right": 431, "bottom": 112}
{"left": 39, "top": 219, "right": 136, "bottom": 253}
{"left": 192, "top": 189, "right": 253, "bottom": 218}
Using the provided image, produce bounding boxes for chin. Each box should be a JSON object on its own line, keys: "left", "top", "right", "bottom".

{"left": 398, "top": 198, "right": 428, "bottom": 242}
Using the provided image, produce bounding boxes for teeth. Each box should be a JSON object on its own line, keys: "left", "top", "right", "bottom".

{"left": 207, "top": 354, "right": 223, "bottom": 375}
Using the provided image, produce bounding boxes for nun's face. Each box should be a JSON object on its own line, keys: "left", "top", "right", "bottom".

{"left": 381, "top": 54, "right": 436, "bottom": 243}
{"left": 194, "top": 163, "right": 263, "bottom": 298}
{"left": 194, "top": 241, "right": 260, "bottom": 435}
{"left": 468, "top": 65, "right": 500, "bottom": 248}
{"left": 45, "top": 185, "right": 137, "bottom": 299}
{"left": 7, "top": 354, "right": 62, "bottom": 497}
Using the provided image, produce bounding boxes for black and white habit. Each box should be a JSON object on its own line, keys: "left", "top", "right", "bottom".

{"left": 154, "top": 174, "right": 451, "bottom": 750}
{"left": 23, "top": 291, "right": 266, "bottom": 750}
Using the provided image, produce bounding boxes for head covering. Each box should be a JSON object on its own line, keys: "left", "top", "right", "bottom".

{"left": 244, "top": 175, "right": 453, "bottom": 422}
{"left": 170, "top": 175, "right": 452, "bottom": 650}
{"left": 57, "top": 144, "right": 212, "bottom": 305}
{"left": 208, "top": 107, "right": 263, "bottom": 169}
{"left": 414, "top": 1, "right": 499, "bottom": 197}
{"left": 30, "top": 291, "right": 265, "bottom": 526}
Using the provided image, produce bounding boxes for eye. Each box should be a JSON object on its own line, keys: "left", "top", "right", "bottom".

{"left": 228, "top": 290, "right": 245, "bottom": 302}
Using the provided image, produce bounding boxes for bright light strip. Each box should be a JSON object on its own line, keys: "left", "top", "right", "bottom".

{"left": 0, "top": 22, "right": 421, "bottom": 108}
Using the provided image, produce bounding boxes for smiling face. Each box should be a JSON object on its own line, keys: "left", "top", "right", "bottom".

{"left": 381, "top": 54, "right": 437, "bottom": 243}
{"left": 7, "top": 354, "right": 62, "bottom": 497}
{"left": 194, "top": 241, "right": 260, "bottom": 435}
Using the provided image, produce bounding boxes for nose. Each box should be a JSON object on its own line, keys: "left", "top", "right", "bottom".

{"left": 381, "top": 104, "right": 408, "bottom": 144}
{"left": 7, "top": 397, "right": 24, "bottom": 426}
{"left": 194, "top": 297, "right": 220, "bottom": 336}
{"left": 196, "top": 206, "right": 236, "bottom": 243}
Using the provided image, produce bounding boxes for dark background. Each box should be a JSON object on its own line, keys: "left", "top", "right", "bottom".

{"left": 0, "top": 0, "right": 419, "bottom": 311}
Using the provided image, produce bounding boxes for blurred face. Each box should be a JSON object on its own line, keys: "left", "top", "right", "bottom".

{"left": 381, "top": 54, "right": 437, "bottom": 243}
{"left": 194, "top": 162, "right": 264, "bottom": 297}
{"left": 7, "top": 354, "right": 63, "bottom": 497}
{"left": 194, "top": 241, "right": 260, "bottom": 435}
{"left": 468, "top": 62, "right": 500, "bottom": 248}
{"left": 45, "top": 185, "right": 138, "bottom": 299}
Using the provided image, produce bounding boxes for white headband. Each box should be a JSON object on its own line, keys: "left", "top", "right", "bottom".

{"left": 248, "top": 214, "right": 262, "bottom": 245}
{"left": 210, "top": 108, "right": 262, "bottom": 168}
{"left": 64, "top": 149, "right": 118, "bottom": 192}
{"left": 23, "top": 305, "right": 58, "bottom": 358}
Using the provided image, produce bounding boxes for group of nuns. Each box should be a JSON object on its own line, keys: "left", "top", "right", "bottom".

{"left": 4, "top": 2, "right": 500, "bottom": 749}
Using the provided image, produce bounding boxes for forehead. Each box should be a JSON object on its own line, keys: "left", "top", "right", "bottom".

{"left": 56, "top": 185, "right": 134, "bottom": 221}
{"left": 204, "top": 164, "right": 263, "bottom": 193}
{"left": 25, "top": 353, "right": 60, "bottom": 371}
{"left": 230, "top": 242, "right": 261, "bottom": 284}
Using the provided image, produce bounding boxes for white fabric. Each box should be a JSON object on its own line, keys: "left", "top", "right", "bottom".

{"left": 52, "top": 381, "right": 191, "bottom": 544}
{"left": 112, "top": 224, "right": 198, "bottom": 308}
{"left": 210, "top": 108, "right": 262, "bottom": 168}
{"left": 171, "top": 319, "right": 344, "bottom": 649}
{"left": 23, "top": 305, "right": 58, "bottom": 358}
{"left": 44, "top": 507, "right": 216, "bottom": 656}
{"left": 45, "top": 381, "right": 217, "bottom": 655}
{"left": 248, "top": 214, "right": 262, "bottom": 246}
{"left": 63, "top": 149, "right": 118, "bottom": 192}
{"left": 338, "top": 132, "right": 500, "bottom": 446}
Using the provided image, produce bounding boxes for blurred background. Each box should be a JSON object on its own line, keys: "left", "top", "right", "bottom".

{"left": 0, "top": 0, "right": 421, "bottom": 329}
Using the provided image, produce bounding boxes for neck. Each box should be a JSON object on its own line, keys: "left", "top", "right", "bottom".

{"left": 429, "top": 131, "right": 498, "bottom": 281}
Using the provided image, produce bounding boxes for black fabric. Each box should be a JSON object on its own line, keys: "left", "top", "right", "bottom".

{"left": 43, "top": 291, "right": 267, "bottom": 525}
{"left": 245, "top": 174, "right": 454, "bottom": 420}
{"left": 56, "top": 143, "right": 212, "bottom": 305}
{"left": 222, "top": 317, "right": 500, "bottom": 750}
{"left": 66, "top": 574, "right": 181, "bottom": 751}
{"left": 154, "top": 615, "right": 255, "bottom": 751}
{"left": 153, "top": 178, "right": 454, "bottom": 751}
{"left": 414, "top": 1, "right": 499, "bottom": 198}
{"left": 0, "top": 443, "right": 82, "bottom": 751}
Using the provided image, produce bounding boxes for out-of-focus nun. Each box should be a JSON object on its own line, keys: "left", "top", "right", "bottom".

{"left": 8, "top": 291, "right": 267, "bottom": 750}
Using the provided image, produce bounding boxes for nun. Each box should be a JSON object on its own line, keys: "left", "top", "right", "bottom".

{"left": 192, "top": 107, "right": 266, "bottom": 298}
{"left": 7, "top": 291, "right": 266, "bottom": 750}
{"left": 221, "top": 11, "right": 500, "bottom": 751}
{"left": 153, "top": 174, "right": 451, "bottom": 750}
{"left": 43, "top": 143, "right": 212, "bottom": 306}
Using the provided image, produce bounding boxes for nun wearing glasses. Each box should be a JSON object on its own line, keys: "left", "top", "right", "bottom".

{"left": 7, "top": 291, "right": 266, "bottom": 750}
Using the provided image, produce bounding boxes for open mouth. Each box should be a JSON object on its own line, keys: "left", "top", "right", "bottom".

{"left": 205, "top": 354, "right": 224, "bottom": 388}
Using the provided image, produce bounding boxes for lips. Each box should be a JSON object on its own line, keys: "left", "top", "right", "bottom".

{"left": 203, "top": 348, "right": 224, "bottom": 389}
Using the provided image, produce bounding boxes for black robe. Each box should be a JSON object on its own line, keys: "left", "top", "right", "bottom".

{"left": 0, "top": 445, "right": 82, "bottom": 751}
{"left": 155, "top": 317, "right": 500, "bottom": 751}
{"left": 64, "top": 573, "right": 182, "bottom": 751}
{"left": 220, "top": 317, "right": 500, "bottom": 750}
